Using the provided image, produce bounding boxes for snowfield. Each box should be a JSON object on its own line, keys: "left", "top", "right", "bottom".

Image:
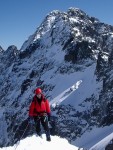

{"left": 0, "top": 134, "right": 79, "bottom": 150}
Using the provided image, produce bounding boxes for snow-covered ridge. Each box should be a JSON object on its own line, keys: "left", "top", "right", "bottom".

{"left": 20, "top": 7, "right": 100, "bottom": 52}
{"left": 89, "top": 130, "right": 113, "bottom": 150}
{"left": 0, "top": 135, "right": 79, "bottom": 150}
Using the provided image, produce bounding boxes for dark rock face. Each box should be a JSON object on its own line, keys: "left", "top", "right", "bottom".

{"left": 105, "top": 144, "right": 113, "bottom": 150}
{"left": 105, "top": 139, "right": 113, "bottom": 150}
{"left": 0, "top": 46, "right": 4, "bottom": 52}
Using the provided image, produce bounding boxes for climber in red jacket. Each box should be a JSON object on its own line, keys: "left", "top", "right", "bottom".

{"left": 29, "top": 88, "right": 51, "bottom": 141}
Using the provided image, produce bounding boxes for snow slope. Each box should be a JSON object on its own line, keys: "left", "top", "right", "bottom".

{"left": 73, "top": 124, "right": 113, "bottom": 149}
{"left": 50, "top": 63, "right": 102, "bottom": 111}
{"left": 89, "top": 131, "right": 113, "bottom": 150}
{"left": 0, "top": 135, "right": 79, "bottom": 150}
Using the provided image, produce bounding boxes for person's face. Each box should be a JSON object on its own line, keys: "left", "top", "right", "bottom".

{"left": 36, "top": 94, "right": 41, "bottom": 99}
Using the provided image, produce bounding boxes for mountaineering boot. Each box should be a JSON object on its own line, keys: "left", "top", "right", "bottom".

{"left": 46, "top": 136, "right": 51, "bottom": 141}
{"left": 37, "top": 131, "right": 42, "bottom": 138}
{"left": 45, "top": 131, "right": 51, "bottom": 141}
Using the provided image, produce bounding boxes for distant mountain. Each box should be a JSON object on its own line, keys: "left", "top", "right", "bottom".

{"left": 1, "top": 7, "right": 113, "bottom": 149}
{"left": 0, "top": 46, "right": 4, "bottom": 53}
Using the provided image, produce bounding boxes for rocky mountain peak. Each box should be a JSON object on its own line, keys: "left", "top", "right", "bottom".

{"left": 0, "top": 45, "right": 4, "bottom": 53}
{"left": 67, "top": 7, "right": 87, "bottom": 17}
{"left": 6, "top": 45, "right": 18, "bottom": 56}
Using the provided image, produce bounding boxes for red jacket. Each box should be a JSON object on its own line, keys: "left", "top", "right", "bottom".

{"left": 29, "top": 94, "right": 51, "bottom": 117}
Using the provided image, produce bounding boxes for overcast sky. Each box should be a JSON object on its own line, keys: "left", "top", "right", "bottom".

{"left": 0, "top": 0, "right": 113, "bottom": 50}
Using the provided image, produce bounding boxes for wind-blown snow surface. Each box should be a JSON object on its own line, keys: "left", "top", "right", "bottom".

{"left": 0, "top": 135, "right": 79, "bottom": 150}
{"left": 89, "top": 131, "right": 113, "bottom": 150}
{"left": 73, "top": 124, "right": 113, "bottom": 149}
{"left": 50, "top": 62, "right": 102, "bottom": 111}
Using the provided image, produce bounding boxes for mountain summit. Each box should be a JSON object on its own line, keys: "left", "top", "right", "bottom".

{"left": 0, "top": 7, "right": 113, "bottom": 149}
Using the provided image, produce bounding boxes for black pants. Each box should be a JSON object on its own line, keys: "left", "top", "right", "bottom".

{"left": 34, "top": 116, "right": 50, "bottom": 137}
